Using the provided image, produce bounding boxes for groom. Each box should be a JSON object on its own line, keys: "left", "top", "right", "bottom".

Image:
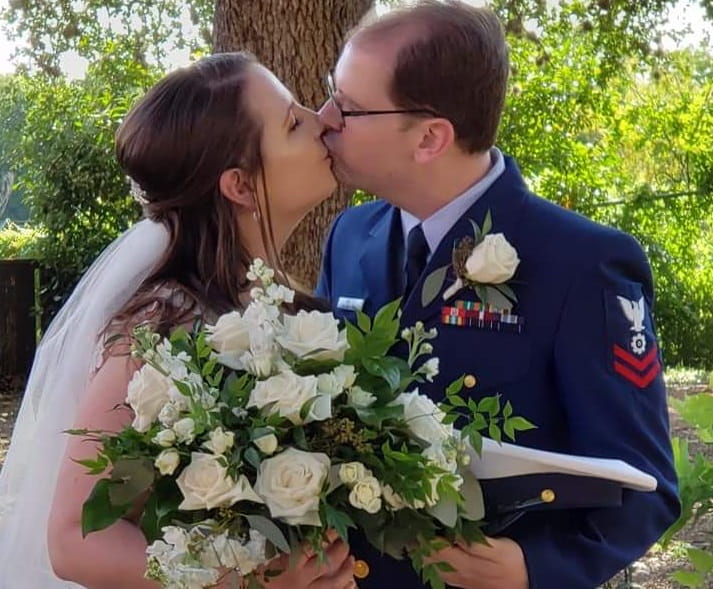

{"left": 316, "top": 1, "right": 679, "bottom": 588}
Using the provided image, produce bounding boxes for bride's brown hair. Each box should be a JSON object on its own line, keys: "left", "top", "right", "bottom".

{"left": 112, "top": 52, "right": 318, "bottom": 335}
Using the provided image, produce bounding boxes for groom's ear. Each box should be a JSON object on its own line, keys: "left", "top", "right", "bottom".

{"left": 413, "top": 119, "right": 455, "bottom": 164}
{"left": 219, "top": 168, "right": 256, "bottom": 209}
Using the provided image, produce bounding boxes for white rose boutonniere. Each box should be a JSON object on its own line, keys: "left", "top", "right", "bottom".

{"left": 420, "top": 210, "right": 520, "bottom": 308}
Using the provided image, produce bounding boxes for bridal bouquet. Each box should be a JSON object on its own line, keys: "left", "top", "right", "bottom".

{"left": 73, "top": 259, "right": 532, "bottom": 589}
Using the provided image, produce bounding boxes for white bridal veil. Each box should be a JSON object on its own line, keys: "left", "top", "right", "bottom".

{"left": 0, "top": 219, "right": 169, "bottom": 588}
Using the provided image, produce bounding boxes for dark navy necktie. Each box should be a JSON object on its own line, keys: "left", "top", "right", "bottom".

{"left": 404, "top": 224, "right": 429, "bottom": 300}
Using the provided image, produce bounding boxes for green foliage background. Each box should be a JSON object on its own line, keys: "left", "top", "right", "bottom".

{"left": 0, "top": 0, "right": 711, "bottom": 365}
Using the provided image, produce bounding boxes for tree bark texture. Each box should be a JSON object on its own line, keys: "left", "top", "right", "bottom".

{"left": 213, "top": 0, "right": 375, "bottom": 288}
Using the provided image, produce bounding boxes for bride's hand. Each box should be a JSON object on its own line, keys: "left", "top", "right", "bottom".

{"left": 256, "top": 530, "right": 355, "bottom": 589}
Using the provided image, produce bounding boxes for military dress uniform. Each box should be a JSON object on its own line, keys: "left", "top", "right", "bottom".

{"left": 316, "top": 152, "right": 680, "bottom": 588}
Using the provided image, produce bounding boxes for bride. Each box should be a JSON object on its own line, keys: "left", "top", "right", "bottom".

{"left": 0, "top": 52, "right": 356, "bottom": 589}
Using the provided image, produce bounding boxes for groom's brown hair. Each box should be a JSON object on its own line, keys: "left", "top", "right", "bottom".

{"left": 349, "top": 0, "right": 509, "bottom": 154}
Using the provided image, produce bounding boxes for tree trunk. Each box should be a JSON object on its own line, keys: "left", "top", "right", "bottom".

{"left": 213, "top": 0, "right": 375, "bottom": 289}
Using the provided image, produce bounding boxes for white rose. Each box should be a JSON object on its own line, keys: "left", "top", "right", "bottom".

{"left": 173, "top": 417, "right": 196, "bottom": 444}
{"left": 248, "top": 371, "right": 330, "bottom": 424}
{"left": 348, "top": 476, "right": 382, "bottom": 514}
{"left": 153, "top": 429, "right": 177, "bottom": 448}
{"left": 126, "top": 364, "right": 173, "bottom": 432}
{"left": 277, "top": 310, "right": 347, "bottom": 361}
{"left": 464, "top": 233, "right": 520, "bottom": 284}
{"left": 155, "top": 449, "right": 180, "bottom": 476}
{"left": 206, "top": 311, "right": 252, "bottom": 370}
{"left": 347, "top": 386, "right": 377, "bottom": 408}
{"left": 253, "top": 433, "right": 278, "bottom": 455}
{"left": 203, "top": 427, "right": 235, "bottom": 455}
{"left": 177, "top": 452, "right": 263, "bottom": 510}
{"left": 391, "top": 390, "right": 453, "bottom": 445}
{"left": 338, "top": 462, "right": 368, "bottom": 485}
{"left": 254, "top": 448, "right": 330, "bottom": 526}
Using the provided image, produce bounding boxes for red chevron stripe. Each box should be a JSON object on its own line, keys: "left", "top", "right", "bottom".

{"left": 614, "top": 359, "right": 661, "bottom": 388}
{"left": 613, "top": 343, "right": 658, "bottom": 372}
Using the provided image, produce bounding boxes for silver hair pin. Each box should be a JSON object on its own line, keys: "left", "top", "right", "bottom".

{"left": 129, "top": 177, "right": 149, "bottom": 205}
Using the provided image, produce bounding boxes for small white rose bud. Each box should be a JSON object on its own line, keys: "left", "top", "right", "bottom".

{"left": 155, "top": 449, "right": 180, "bottom": 476}
{"left": 338, "top": 462, "right": 368, "bottom": 486}
{"left": 203, "top": 426, "right": 235, "bottom": 455}
{"left": 253, "top": 433, "right": 278, "bottom": 455}
{"left": 153, "top": 429, "right": 177, "bottom": 448}
{"left": 348, "top": 476, "right": 382, "bottom": 514}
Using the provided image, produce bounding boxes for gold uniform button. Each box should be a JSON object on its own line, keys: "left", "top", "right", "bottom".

{"left": 540, "top": 489, "right": 556, "bottom": 503}
{"left": 353, "top": 559, "right": 370, "bottom": 579}
{"left": 464, "top": 374, "right": 477, "bottom": 389}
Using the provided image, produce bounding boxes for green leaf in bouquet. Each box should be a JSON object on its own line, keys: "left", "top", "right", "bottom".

{"left": 373, "top": 298, "right": 401, "bottom": 335}
{"left": 140, "top": 477, "right": 183, "bottom": 542}
{"left": 244, "top": 514, "right": 291, "bottom": 554}
{"left": 244, "top": 446, "right": 262, "bottom": 470}
{"left": 427, "top": 498, "right": 458, "bottom": 527}
{"left": 688, "top": 548, "right": 713, "bottom": 574}
{"left": 82, "top": 478, "right": 134, "bottom": 537}
{"left": 477, "top": 395, "right": 500, "bottom": 417}
{"left": 504, "top": 416, "right": 536, "bottom": 435}
{"left": 363, "top": 357, "right": 403, "bottom": 393}
{"left": 293, "top": 426, "right": 308, "bottom": 450}
{"left": 355, "top": 404, "right": 405, "bottom": 428}
{"left": 321, "top": 501, "right": 356, "bottom": 542}
{"left": 466, "top": 427, "right": 483, "bottom": 455}
{"left": 446, "top": 394, "right": 466, "bottom": 408}
{"left": 503, "top": 400, "right": 513, "bottom": 419}
{"left": 421, "top": 265, "right": 450, "bottom": 308}
{"left": 292, "top": 357, "right": 341, "bottom": 376}
{"left": 459, "top": 468, "right": 485, "bottom": 521}
{"left": 488, "top": 423, "right": 502, "bottom": 443}
{"left": 671, "top": 570, "right": 706, "bottom": 588}
{"left": 345, "top": 320, "right": 365, "bottom": 350}
{"left": 446, "top": 376, "right": 465, "bottom": 397}
{"left": 108, "top": 458, "right": 155, "bottom": 506}
{"left": 73, "top": 454, "right": 109, "bottom": 475}
{"left": 356, "top": 309, "right": 372, "bottom": 333}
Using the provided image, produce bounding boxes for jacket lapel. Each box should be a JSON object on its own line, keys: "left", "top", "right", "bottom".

{"left": 400, "top": 157, "right": 530, "bottom": 327}
{"left": 358, "top": 207, "right": 404, "bottom": 315}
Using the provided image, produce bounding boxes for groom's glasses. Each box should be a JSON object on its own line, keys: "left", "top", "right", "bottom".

{"left": 325, "top": 73, "right": 441, "bottom": 126}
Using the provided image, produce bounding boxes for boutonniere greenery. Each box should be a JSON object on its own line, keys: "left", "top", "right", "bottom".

{"left": 421, "top": 210, "right": 520, "bottom": 309}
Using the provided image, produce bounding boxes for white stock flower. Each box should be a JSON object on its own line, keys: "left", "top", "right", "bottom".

{"left": 253, "top": 433, "right": 279, "bottom": 455}
{"left": 423, "top": 441, "right": 459, "bottom": 474}
{"left": 382, "top": 484, "right": 409, "bottom": 511}
{"left": 155, "top": 340, "right": 191, "bottom": 380}
{"left": 153, "top": 429, "right": 177, "bottom": 448}
{"left": 162, "top": 525, "right": 190, "bottom": 556}
{"left": 277, "top": 310, "right": 347, "bottom": 361}
{"left": 338, "top": 462, "right": 369, "bottom": 485}
{"left": 239, "top": 325, "right": 279, "bottom": 378}
{"left": 158, "top": 402, "right": 181, "bottom": 427}
{"left": 173, "top": 417, "right": 196, "bottom": 444}
{"left": 254, "top": 448, "right": 330, "bottom": 526}
{"left": 155, "top": 449, "right": 181, "bottom": 476}
{"left": 419, "top": 358, "right": 440, "bottom": 383}
{"left": 126, "top": 364, "right": 173, "bottom": 432}
{"left": 206, "top": 311, "right": 252, "bottom": 370}
{"left": 464, "top": 233, "right": 520, "bottom": 284}
{"left": 349, "top": 477, "right": 382, "bottom": 514}
{"left": 177, "top": 453, "right": 263, "bottom": 510}
{"left": 200, "top": 529, "right": 267, "bottom": 575}
{"left": 248, "top": 371, "right": 330, "bottom": 424}
{"left": 391, "top": 390, "right": 453, "bottom": 445}
{"left": 203, "top": 427, "right": 235, "bottom": 455}
{"left": 347, "top": 386, "right": 376, "bottom": 408}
